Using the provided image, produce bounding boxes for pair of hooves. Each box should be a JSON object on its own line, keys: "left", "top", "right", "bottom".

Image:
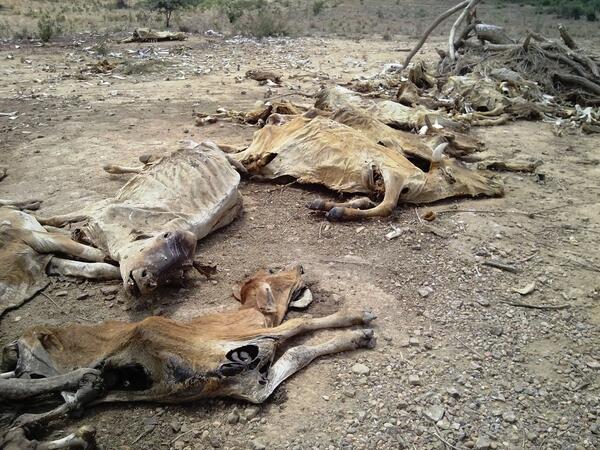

{"left": 306, "top": 199, "right": 347, "bottom": 221}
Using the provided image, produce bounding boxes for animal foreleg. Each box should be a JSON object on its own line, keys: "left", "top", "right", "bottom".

{"left": 245, "top": 328, "right": 376, "bottom": 403}
{"left": 253, "top": 309, "right": 376, "bottom": 341}
{"left": 47, "top": 258, "right": 121, "bottom": 280}
{"left": 0, "top": 368, "right": 100, "bottom": 401}
{"left": 21, "top": 230, "right": 107, "bottom": 262}
{"left": 35, "top": 213, "right": 88, "bottom": 228}
{"left": 102, "top": 164, "right": 143, "bottom": 174}
{"left": 307, "top": 196, "right": 376, "bottom": 212}
{"left": 0, "top": 199, "right": 42, "bottom": 211}
{"left": 325, "top": 173, "right": 403, "bottom": 221}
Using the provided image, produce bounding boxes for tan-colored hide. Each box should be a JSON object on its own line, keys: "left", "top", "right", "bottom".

{"left": 232, "top": 106, "right": 503, "bottom": 220}
{"left": 37, "top": 141, "right": 242, "bottom": 296}
{"left": 315, "top": 85, "right": 466, "bottom": 131}
{"left": 120, "top": 28, "right": 186, "bottom": 43}
{"left": 2, "top": 265, "right": 375, "bottom": 409}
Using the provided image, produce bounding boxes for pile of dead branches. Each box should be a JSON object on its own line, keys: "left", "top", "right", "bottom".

{"left": 403, "top": 0, "right": 600, "bottom": 107}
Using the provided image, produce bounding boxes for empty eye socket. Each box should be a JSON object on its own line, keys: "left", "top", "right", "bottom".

{"left": 163, "top": 232, "right": 171, "bottom": 239}
{"left": 141, "top": 270, "right": 148, "bottom": 278}
{"left": 401, "top": 187, "right": 410, "bottom": 195}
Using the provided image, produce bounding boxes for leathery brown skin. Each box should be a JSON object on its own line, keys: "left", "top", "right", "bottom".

{"left": 118, "top": 230, "right": 198, "bottom": 296}
{"left": 0, "top": 264, "right": 376, "bottom": 447}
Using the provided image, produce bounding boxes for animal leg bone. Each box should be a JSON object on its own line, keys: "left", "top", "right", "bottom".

{"left": 0, "top": 368, "right": 101, "bottom": 401}
{"left": 307, "top": 196, "right": 376, "bottom": 212}
{"left": 244, "top": 328, "right": 376, "bottom": 403}
{"left": 47, "top": 258, "right": 121, "bottom": 280}
{"left": 0, "top": 199, "right": 43, "bottom": 211}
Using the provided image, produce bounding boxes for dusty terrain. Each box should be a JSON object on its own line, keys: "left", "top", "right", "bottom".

{"left": 1, "top": 12, "right": 600, "bottom": 450}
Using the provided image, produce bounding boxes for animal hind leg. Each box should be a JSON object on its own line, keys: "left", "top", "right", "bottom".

{"left": 2, "top": 426, "right": 96, "bottom": 450}
{"left": 35, "top": 212, "right": 88, "bottom": 228}
{"left": 325, "top": 173, "right": 403, "bottom": 221}
{"left": 242, "top": 328, "right": 376, "bottom": 403}
{"left": 48, "top": 258, "right": 121, "bottom": 280}
{"left": 240, "top": 309, "right": 376, "bottom": 342}
{"left": 307, "top": 196, "right": 376, "bottom": 212}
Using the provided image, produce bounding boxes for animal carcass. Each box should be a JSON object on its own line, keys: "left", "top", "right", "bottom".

{"left": 231, "top": 92, "right": 503, "bottom": 220}
{"left": 2, "top": 141, "right": 242, "bottom": 300}
{"left": 0, "top": 265, "right": 376, "bottom": 449}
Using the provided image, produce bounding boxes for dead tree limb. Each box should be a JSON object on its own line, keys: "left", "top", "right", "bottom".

{"left": 449, "top": 0, "right": 482, "bottom": 61}
{"left": 402, "top": 0, "right": 470, "bottom": 70}
{"left": 474, "top": 23, "right": 514, "bottom": 45}
{"left": 558, "top": 24, "right": 578, "bottom": 50}
{"left": 554, "top": 73, "right": 600, "bottom": 95}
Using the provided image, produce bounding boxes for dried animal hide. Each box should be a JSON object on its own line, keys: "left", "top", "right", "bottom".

{"left": 120, "top": 28, "right": 186, "bottom": 43}
{"left": 0, "top": 265, "right": 375, "bottom": 448}
{"left": 232, "top": 104, "right": 502, "bottom": 220}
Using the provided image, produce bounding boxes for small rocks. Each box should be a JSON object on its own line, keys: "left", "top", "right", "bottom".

{"left": 474, "top": 435, "right": 492, "bottom": 449}
{"left": 418, "top": 286, "right": 433, "bottom": 298}
{"left": 76, "top": 292, "right": 89, "bottom": 300}
{"left": 585, "top": 359, "right": 600, "bottom": 369}
{"left": 408, "top": 337, "right": 420, "bottom": 346}
{"left": 408, "top": 374, "right": 422, "bottom": 386}
{"left": 351, "top": 363, "right": 370, "bottom": 375}
{"left": 100, "top": 285, "right": 120, "bottom": 296}
{"left": 502, "top": 411, "right": 517, "bottom": 423}
{"left": 424, "top": 405, "right": 445, "bottom": 422}
{"left": 250, "top": 440, "right": 267, "bottom": 450}
{"left": 170, "top": 420, "right": 181, "bottom": 433}
{"left": 54, "top": 290, "right": 68, "bottom": 297}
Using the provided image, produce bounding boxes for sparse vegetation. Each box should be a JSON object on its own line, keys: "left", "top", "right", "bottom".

{"left": 37, "top": 14, "right": 55, "bottom": 42}
{"left": 312, "top": 0, "right": 325, "bottom": 15}
{"left": 144, "top": 0, "right": 199, "bottom": 27}
{"left": 119, "top": 59, "right": 167, "bottom": 75}
{"left": 499, "top": 0, "right": 599, "bottom": 21}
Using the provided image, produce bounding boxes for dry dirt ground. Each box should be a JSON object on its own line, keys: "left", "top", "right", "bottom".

{"left": 1, "top": 30, "right": 599, "bottom": 450}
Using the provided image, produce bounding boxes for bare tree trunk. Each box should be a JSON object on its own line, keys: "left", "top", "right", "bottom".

{"left": 448, "top": 0, "right": 482, "bottom": 61}
{"left": 402, "top": 0, "right": 470, "bottom": 71}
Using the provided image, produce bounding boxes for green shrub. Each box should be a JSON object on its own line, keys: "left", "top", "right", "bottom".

{"left": 312, "top": 0, "right": 325, "bottom": 15}
{"left": 37, "top": 15, "right": 55, "bottom": 42}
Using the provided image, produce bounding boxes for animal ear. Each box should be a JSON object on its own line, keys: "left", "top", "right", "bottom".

{"left": 232, "top": 282, "right": 243, "bottom": 301}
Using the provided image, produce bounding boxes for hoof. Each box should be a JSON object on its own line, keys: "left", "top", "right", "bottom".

{"left": 326, "top": 207, "right": 345, "bottom": 221}
{"left": 307, "top": 198, "right": 327, "bottom": 211}
{"left": 362, "top": 310, "right": 377, "bottom": 323}
{"left": 355, "top": 328, "right": 377, "bottom": 349}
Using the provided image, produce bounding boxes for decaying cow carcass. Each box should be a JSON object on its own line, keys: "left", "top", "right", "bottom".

{"left": 120, "top": 28, "right": 186, "bottom": 43}
{"left": 228, "top": 86, "right": 503, "bottom": 220}
{"left": 0, "top": 141, "right": 242, "bottom": 303}
{"left": 0, "top": 265, "right": 376, "bottom": 449}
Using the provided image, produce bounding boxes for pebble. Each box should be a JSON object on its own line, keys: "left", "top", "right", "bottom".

{"left": 408, "top": 374, "right": 421, "bottom": 386}
{"left": 351, "top": 363, "right": 370, "bottom": 375}
{"left": 251, "top": 440, "right": 267, "bottom": 450}
{"left": 100, "top": 285, "right": 120, "bottom": 295}
{"left": 76, "top": 292, "right": 89, "bottom": 300}
{"left": 424, "top": 405, "right": 445, "bottom": 422}
{"left": 474, "top": 435, "right": 492, "bottom": 449}
{"left": 502, "top": 411, "right": 517, "bottom": 423}
{"left": 244, "top": 406, "right": 260, "bottom": 420}
{"left": 226, "top": 411, "right": 239, "bottom": 425}
{"left": 54, "top": 290, "right": 68, "bottom": 297}
{"left": 418, "top": 286, "right": 433, "bottom": 298}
